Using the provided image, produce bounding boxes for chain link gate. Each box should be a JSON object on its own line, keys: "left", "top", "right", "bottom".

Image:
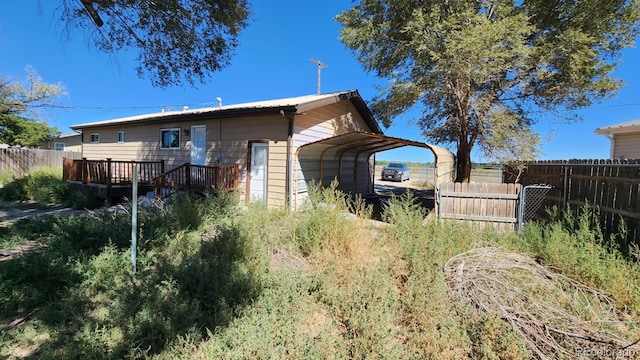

{"left": 518, "top": 184, "right": 553, "bottom": 230}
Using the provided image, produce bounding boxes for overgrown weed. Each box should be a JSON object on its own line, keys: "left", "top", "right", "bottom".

{"left": 2, "top": 187, "right": 640, "bottom": 359}
{"left": 499, "top": 206, "right": 640, "bottom": 311}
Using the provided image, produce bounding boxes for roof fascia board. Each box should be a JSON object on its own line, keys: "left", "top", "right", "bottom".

{"left": 595, "top": 126, "right": 640, "bottom": 135}
{"left": 71, "top": 106, "right": 298, "bottom": 130}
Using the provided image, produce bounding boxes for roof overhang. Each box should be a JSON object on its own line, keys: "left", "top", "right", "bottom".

{"left": 70, "top": 90, "right": 382, "bottom": 134}
{"left": 595, "top": 120, "right": 640, "bottom": 136}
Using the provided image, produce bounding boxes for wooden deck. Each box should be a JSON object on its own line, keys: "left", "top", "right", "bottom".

{"left": 153, "top": 163, "right": 240, "bottom": 198}
{"left": 63, "top": 158, "right": 239, "bottom": 200}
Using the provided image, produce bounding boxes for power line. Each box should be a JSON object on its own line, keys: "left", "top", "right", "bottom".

{"left": 32, "top": 101, "right": 220, "bottom": 111}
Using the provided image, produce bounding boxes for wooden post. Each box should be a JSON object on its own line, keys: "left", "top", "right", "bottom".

{"left": 185, "top": 163, "right": 191, "bottom": 191}
{"left": 106, "top": 158, "right": 112, "bottom": 187}
{"left": 214, "top": 166, "right": 220, "bottom": 189}
{"left": 160, "top": 160, "right": 165, "bottom": 175}
{"left": 106, "top": 158, "right": 112, "bottom": 199}
{"left": 234, "top": 165, "right": 239, "bottom": 190}
{"left": 82, "top": 157, "right": 87, "bottom": 184}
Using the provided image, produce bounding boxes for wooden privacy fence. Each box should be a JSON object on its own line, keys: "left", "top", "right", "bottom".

{"left": 503, "top": 159, "right": 640, "bottom": 244}
{"left": 438, "top": 182, "right": 521, "bottom": 232}
{"left": 0, "top": 148, "right": 81, "bottom": 177}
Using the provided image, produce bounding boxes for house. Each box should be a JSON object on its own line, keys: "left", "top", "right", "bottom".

{"left": 39, "top": 133, "right": 82, "bottom": 152}
{"left": 595, "top": 119, "right": 640, "bottom": 159}
{"left": 70, "top": 90, "right": 455, "bottom": 208}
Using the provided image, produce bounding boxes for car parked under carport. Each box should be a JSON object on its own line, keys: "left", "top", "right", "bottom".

{"left": 381, "top": 163, "right": 411, "bottom": 182}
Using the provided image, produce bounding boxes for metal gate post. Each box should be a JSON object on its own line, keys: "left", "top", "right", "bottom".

{"left": 518, "top": 187, "right": 526, "bottom": 231}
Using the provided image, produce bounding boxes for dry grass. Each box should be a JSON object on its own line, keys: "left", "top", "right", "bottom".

{"left": 444, "top": 247, "right": 640, "bottom": 359}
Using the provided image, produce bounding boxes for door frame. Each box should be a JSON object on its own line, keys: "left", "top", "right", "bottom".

{"left": 246, "top": 140, "right": 269, "bottom": 204}
{"left": 190, "top": 125, "right": 207, "bottom": 166}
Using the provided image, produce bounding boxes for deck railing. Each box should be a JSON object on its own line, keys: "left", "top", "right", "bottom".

{"left": 63, "top": 158, "right": 165, "bottom": 185}
{"left": 154, "top": 163, "right": 239, "bottom": 198}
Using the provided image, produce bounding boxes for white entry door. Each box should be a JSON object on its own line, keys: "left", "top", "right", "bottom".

{"left": 190, "top": 125, "right": 206, "bottom": 165}
{"left": 249, "top": 142, "right": 268, "bottom": 204}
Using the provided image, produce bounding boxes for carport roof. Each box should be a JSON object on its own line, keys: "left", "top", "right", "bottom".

{"left": 298, "top": 132, "right": 453, "bottom": 162}
{"left": 297, "top": 132, "right": 456, "bottom": 186}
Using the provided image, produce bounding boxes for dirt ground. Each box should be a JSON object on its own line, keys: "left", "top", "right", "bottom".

{"left": 0, "top": 202, "right": 88, "bottom": 262}
{"left": 0, "top": 202, "right": 83, "bottom": 227}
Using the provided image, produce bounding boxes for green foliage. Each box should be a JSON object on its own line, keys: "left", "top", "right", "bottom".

{"left": 0, "top": 167, "right": 103, "bottom": 209}
{"left": 1, "top": 188, "right": 640, "bottom": 359}
{"left": 337, "top": 0, "right": 640, "bottom": 180}
{"left": 0, "top": 114, "right": 60, "bottom": 147}
{"left": 293, "top": 181, "right": 372, "bottom": 256}
{"left": 499, "top": 206, "right": 640, "bottom": 310}
{"left": 375, "top": 160, "right": 433, "bottom": 167}
{"left": 67, "top": 188, "right": 101, "bottom": 209}
{"left": 414, "top": 180, "right": 435, "bottom": 190}
{"left": 0, "top": 67, "right": 64, "bottom": 133}
{"left": 0, "top": 193, "right": 266, "bottom": 359}
{"left": 0, "top": 167, "right": 68, "bottom": 204}
{"left": 57, "top": 0, "right": 250, "bottom": 87}
{"left": 0, "top": 170, "right": 14, "bottom": 186}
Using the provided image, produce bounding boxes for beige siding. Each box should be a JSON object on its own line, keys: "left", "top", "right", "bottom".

{"left": 40, "top": 135, "right": 82, "bottom": 152}
{"left": 292, "top": 100, "right": 376, "bottom": 207}
{"left": 76, "top": 97, "right": 376, "bottom": 209}
{"left": 293, "top": 101, "right": 371, "bottom": 146}
{"left": 81, "top": 122, "right": 198, "bottom": 168}
{"left": 79, "top": 116, "right": 289, "bottom": 208}
{"left": 218, "top": 117, "right": 288, "bottom": 207}
{"left": 613, "top": 133, "right": 640, "bottom": 159}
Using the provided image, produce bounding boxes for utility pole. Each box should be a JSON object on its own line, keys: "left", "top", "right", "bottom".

{"left": 310, "top": 59, "right": 328, "bottom": 95}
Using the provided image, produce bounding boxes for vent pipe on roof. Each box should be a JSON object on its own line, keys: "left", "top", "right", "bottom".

{"left": 216, "top": 97, "right": 222, "bottom": 109}
{"left": 183, "top": 106, "right": 189, "bottom": 111}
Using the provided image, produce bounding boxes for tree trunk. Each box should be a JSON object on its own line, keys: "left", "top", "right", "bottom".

{"left": 455, "top": 142, "right": 472, "bottom": 182}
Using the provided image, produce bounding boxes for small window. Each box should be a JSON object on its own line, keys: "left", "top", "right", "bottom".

{"left": 90, "top": 133, "right": 100, "bottom": 143}
{"left": 118, "top": 131, "right": 125, "bottom": 143}
{"left": 160, "top": 128, "right": 180, "bottom": 149}
{"left": 54, "top": 142, "right": 65, "bottom": 151}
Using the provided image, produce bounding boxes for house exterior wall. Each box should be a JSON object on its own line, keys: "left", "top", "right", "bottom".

{"left": 79, "top": 116, "right": 289, "bottom": 207}
{"left": 291, "top": 101, "right": 374, "bottom": 207}
{"left": 612, "top": 133, "right": 640, "bottom": 159}
{"left": 40, "top": 135, "right": 82, "bottom": 152}
{"left": 218, "top": 117, "right": 288, "bottom": 208}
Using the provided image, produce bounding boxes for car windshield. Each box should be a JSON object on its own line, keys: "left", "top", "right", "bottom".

{"left": 388, "top": 163, "right": 404, "bottom": 168}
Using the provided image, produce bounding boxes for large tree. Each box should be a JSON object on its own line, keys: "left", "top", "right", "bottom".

{"left": 57, "top": 0, "right": 250, "bottom": 87}
{"left": 337, "top": 0, "right": 640, "bottom": 182}
{"left": 0, "top": 68, "right": 63, "bottom": 147}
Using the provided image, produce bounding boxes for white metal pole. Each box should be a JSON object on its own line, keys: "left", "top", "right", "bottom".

{"left": 131, "top": 163, "right": 138, "bottom": 274}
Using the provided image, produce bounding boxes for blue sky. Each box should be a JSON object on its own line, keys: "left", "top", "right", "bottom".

{"left": 1, "top": 1, "right": 639, "bottom": 164}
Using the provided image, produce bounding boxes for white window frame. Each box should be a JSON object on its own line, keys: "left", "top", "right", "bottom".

{"left": 118, "top": 130, "right": 125, "bottom": 143}
{"left": 160, "top": 128, "right": 180, "bottom": 149}
{"left": 90, "top": 133, "right": 100, "bottom": 143}
{"left": 54, "top": 142, "right": 65, "bottom": 151}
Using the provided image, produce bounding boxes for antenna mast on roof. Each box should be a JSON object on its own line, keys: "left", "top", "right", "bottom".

{"left": 310, "top": 59, "right": 328, "bottom": 95}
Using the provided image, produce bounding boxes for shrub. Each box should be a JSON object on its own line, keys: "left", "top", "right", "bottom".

{"left": 0, "top": 169, "right": 15, "bottom": 187}
{"left": 66, "top": 188, "right": 101, "bottom": 209}
{"left": 498, "top": 206, "right": 640, "bottom": 310}
{"left": 0, "top": 167, "right": 71, "bottom": 205}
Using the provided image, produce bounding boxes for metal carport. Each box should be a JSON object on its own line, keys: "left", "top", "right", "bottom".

{"left": 294, "top": 132, "right": 455, "bottom": 206}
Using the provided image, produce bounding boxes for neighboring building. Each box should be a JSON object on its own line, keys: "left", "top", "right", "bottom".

{"left": 40, "top": 133, "right": 82, "bottom": 152}
{"left": 595, "top": 119, "right": 640, "bottom": 159}
{"left": 70, "top": 90, "right": 454, "bottom": 208}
